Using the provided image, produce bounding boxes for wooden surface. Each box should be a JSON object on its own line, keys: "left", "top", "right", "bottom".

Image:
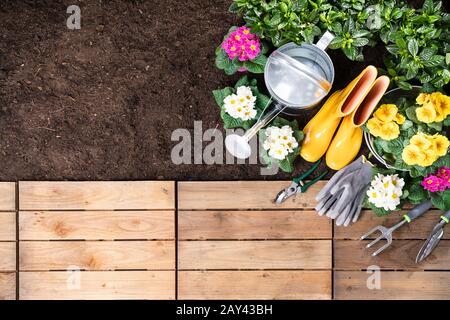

{"left": 334, "top": 209, "right": 450, "bottom": 300}
{"left": 19, "top": 211, "right": 174, "bottom": 240}
{"left": 19, "top": 271, "right": 175, "bottom": 300}
{"left": 179, "top": 271, "right": 331, "bottom": 300}
{"left": 335, "top": 271, "right": 450, "bottom": 300}
{"left": 177, "top": 181, "right": 332, "bottom": 300}
{"left": 0, "top": 180, "right": 448, "bottom": 300}
{"left": 17, "top": 181, "right": 176, "bottom": 300}
{"left": 19, "top": 181, "right": 175, "bottom": 210}
{"left": 0, "top": 184, "right": 16, "bottom": 300}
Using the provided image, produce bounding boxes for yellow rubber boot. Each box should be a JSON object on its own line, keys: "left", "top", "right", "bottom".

{"left": 300, "top": 66, "right": 378, "bottom": 163}
{"left": 326, "top": 76, "right": 390, "bottom": 170}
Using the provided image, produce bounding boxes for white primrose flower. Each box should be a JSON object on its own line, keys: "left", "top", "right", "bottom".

{"left": 367, "top": 173, "right": 404, "bottom": 211}
{"left": 236, "top": 86, "right": 256, "bottom": 103}
{"left": 263, "top": 125, "right": 298, "bottom": 161}
{"left": 223, "top": 91, "right": 257, "bottom": 121}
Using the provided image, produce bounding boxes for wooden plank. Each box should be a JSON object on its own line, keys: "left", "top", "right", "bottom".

{"left": 19, "top": 271, "right": 174, "bottom": 300}
{"left": 0, "top": 182, "right": 15, "bottom": 211}
{"left": 179, "top": 210, "right": 331, "bottom": 240}
{"left": 179, "top": 270, "right": 331, "bottom": 300}
{"left": 179, "top": 240, "right": 331, "bottom": 270}
{"left": 0, "top": 242, "right": 16, "bottom": 271}
{"left": 19, "top": 211, "right": 174, "bottom": 240}
{"left": 0, "top": 273, "right": 16, "bottom": 300}
{"left": 334, "top": 240, "right": 450, "bottom": 270}
{"left": 335, "top": 210, "right": 450, "bottom": 240}
{"left": 19, "top": 181, "right": 175, "bottom": 210}
{"left": 0, "top": 212, "right": 15, "bottom": 241}
{"left": 20, "top": 241, "right": 175, "bottom": 271}
{"left": 335, "top": 271, "right": 450, "bottom": 300}
{"left": 178, "top": 181, "right": 325, "bottom": 210}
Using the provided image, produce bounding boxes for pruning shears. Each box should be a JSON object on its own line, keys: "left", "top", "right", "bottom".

{"left": 274, "top": 160, "right": 328, "bottom": 205}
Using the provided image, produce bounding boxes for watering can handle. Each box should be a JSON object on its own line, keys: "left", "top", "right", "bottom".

{"left": 315, "top": 31, "right": 335, "bottom": 51}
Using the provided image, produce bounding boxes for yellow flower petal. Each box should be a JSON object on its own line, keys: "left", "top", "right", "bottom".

{"left": 394, "top": 113, "right": 406, "bottom": 125}
{"left": 416, "top": 104, "right": 437, "bottom": 123}
{"left": 402, "top": 144, "right": 426, "bottom": 166}
{"left": 374, "top": 104, "right": 398, "bottom": 122}
{"left": 367, "top": 117, "right": 384, "bottom": 137}
{"left": 416, "top": 93, "right": 430, "bottom": 105}
{"left": 379, "top": 122, "right": 400, "bottom": 141}
{"left": 432, "top": 134, "right": 450, "bottom": 157}
{"left": 410, "top": 133, "right": 432, "bottom": 150}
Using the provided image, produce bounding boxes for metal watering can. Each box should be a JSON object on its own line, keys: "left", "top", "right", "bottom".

{"left": 225, "top": 31, "right": 335, "bottom": 159}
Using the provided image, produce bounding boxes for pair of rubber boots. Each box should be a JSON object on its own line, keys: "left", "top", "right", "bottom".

{"left": 300, "top": 66, "right": 390, "bottom": 170}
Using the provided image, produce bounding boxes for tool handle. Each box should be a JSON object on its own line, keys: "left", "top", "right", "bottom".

{"left": 301, "top": 170, "right": 328, "bottom": 192}
{"left": 293, "top": 160, "right": 321, "bottom": 183}
{"left": 441, "top": 210, "right": 450, "bottom": 223}
{"left": 404, "top": 199, "right": 433, "bottom": 223}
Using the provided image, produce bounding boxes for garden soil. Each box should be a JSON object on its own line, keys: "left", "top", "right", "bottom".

{"left": 0, "top": 0, "right": 447, "bottom": 181}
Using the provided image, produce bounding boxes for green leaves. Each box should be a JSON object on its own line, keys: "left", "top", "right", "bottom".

{"left": 230, "top": 0, "right": 450, "bottom": 91}
{"left": 407, "top": 39, "right": 419, "bottom": 57}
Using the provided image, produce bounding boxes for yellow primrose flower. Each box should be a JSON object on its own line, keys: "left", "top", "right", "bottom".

{"left": 416, "top": 93, "right": 430, "bottom": 105}
{"left": 410, "top": 133, "right": 432, "bottom": 150}
{"left": 417, "top": 151, "right": 438, "bottom": 167}
{"left": 374, "top": 104, "right": 398, "bottom": 122}
{"left": 439, "top": 94, "right": 450, "bottom": 117}
{"left": 367, "top": 117, "right": 384, "bottom": 137}
{"left": 416, "top": 103, "right": 437, "bottom": 123}
{"left": 402, "top": 144, "right": 426, "bottom": 165}
{"left": 432, "top": 134, "right": 450, "bottom": 157}
{"left": 379, "top": 122, "right": 400, "bottom": 140}
{"left": 394, "top": 113, "right": 406, "bottom": 125}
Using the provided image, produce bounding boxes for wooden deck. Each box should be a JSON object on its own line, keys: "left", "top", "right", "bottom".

{"left": 0, "top": 181, "right": 449, "bottom": 300}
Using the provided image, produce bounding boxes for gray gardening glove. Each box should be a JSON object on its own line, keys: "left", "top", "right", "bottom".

{"left": 315, "top": 156, "right": 373, "bottom": 226}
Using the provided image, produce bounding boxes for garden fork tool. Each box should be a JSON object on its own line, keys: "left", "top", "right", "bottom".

{"left": 361, "top": 199, "right": 433, "bottom": 256}
{"left": 274, "top": 160, "right": 328, "bottom": 205}
{"left": 416, "top": 210, "right": 450, "bottom": 263}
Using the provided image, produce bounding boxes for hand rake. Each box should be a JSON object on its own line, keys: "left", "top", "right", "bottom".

{"left": 361, "top": 200, "right": 433, "bottom": 256}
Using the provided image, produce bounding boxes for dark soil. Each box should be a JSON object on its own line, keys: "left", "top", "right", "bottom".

{"left": 0, "top": 0, "right": 445, "bottom": 181}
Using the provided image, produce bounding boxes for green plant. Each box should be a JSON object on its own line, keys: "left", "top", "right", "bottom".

{"left": 381, "top": 0, "right": 450, "bottom": 91}
{"left": 212, "top": 76, "right": 271, "bottom": 129}
{"left": 230, "top": 0, "right": 450, "bottom": 90}
{"left": 258, "top": 117, "right": 304, "bottom": 173}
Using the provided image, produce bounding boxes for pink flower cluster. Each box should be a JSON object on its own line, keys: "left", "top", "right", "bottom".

{"left": 421, "top": 166, "right": 450, "bottom": 192}
{"left": 221, "top": 26, "right": 261, "bottom": 61}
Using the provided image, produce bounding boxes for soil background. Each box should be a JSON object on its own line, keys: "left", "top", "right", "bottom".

{"left": 0, "top": 0, "right": 447, "bottom": 181}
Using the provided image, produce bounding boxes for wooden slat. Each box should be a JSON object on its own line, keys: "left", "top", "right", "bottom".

{"left": 19, "top": 181, "right": 175, "bottom": 210}
{"left": 19, "top": 211, "right": 174, "bottom": 240}
{"left": 20, "top": 241, "right": 175, "bottom": 271}
{"left": 335, "top": 271, "right": 450, "bottom": 300}
{"left": 179, "top": 210, "right": 331, "bottom": 240}
{"left": 179, "top": 271, "right": 331, "bottom": 300}
{"left": 0, "top": 242, "right": 16, "bottom": 271}
{"left": 335, "top": 240, "right": 450, "bottom": 270}
{"left": 179, "top": 240, "right": 331, "bottom": 270}
{"left": 0, "top": 212, "right": 15, "bottom": 241}
{"left": 335, "top": 210, "right": 450, "bottom": 240}
{"left": 0, "top": 273, "right": 16, "bottom": 300}
{"left": 0, "top": 182, "right": 15, "bottom": 211}
{"left": 19, "top": 271, "right": 174, "bottom": 300}
{"left": 178, "top": 181, "right": 325, "bottom": 210}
